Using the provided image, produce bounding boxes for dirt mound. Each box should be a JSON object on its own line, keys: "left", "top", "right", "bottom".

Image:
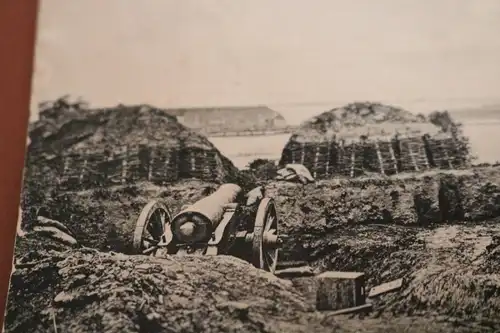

{"left": 266, "top": 166, "right": 500, "bottom": 256}
{"left": 260, "top": 165, "right": 500, "bottom": 324}
{"left": 19, "top": 165, "right": 277, "bottom": 254}
{"left": 21, "top": 165, "right": 500, "bottom": 261}
{"left": 280, "top": 103, "right": 471, "bottom": 179}
{"left": 21, "top": 179, "right": 224, "bottom": 253}
{"left": 6, "top": 243, "right": 310, "bottom": 333}
{"left": 29, "top": 96, "right": 91, "bottom": 141}
{"left": 370, "top": 223, "right": 500, "bottom": 319}
{"left": 30, "top": 102, "right": 220, "bottom": 154}
{"left": 7, "top": 231, "right": 500, "bottom": 333}
{"left": 26, "top": 102, "right": 239, "bottom": 187}
{"left": 291, "top": 102, "right": 439, "bottom": 142}
{"left": 12, "top": 157, "right": 500, "bottom": 332}
{"left": 9, "top": 166, "right": 500, "bottom": 332}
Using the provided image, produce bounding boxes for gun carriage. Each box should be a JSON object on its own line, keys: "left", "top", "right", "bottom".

{"left": 132, "top": 184, "right": 282, "bottom": 273}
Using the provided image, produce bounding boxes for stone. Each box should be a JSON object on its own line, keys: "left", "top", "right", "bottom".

{"left": 36, "top": 216, "right": 73, "bottom": 236}
{"left": 32, "top": 226, "right": 78, "bottom": 246}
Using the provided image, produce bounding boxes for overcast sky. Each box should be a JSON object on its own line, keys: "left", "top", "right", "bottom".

{"left": 31, "top": 0, "right": 500, "bottom": 123}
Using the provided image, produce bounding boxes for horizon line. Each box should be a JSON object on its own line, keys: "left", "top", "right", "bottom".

{"left": 34, "top": 95, "right": 500, "bottom": 111}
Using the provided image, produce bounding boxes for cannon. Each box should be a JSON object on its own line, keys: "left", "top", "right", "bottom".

{"left": 132, "top": 184, "right": 282, "bottom": 273}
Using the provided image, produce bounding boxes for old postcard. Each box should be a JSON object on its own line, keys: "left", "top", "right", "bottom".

{"left": 4, "top": 1, "right": 500, "bottom": 332}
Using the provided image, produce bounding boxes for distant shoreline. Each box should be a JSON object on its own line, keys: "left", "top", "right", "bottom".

{"left": 207, "top": 120, "right": 500, "bottom": 169}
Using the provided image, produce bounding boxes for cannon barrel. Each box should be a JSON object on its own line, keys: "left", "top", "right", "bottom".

{"left": 171, "top": 184, "right": 242, "bottom": 243}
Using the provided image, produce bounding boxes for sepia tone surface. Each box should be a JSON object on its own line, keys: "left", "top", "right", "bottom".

{"left": 5, "top": 1, "right": 500, "bottom": 332}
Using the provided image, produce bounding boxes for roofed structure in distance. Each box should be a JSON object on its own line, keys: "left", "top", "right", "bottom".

{"left": 164, "top": 105, "right": 288, "bottom": 133}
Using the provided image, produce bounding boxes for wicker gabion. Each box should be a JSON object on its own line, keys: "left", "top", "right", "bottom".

{"left": 26, "top": 103, "right": 239, "bottom": 190}
{"left": 279, "top": 102, "right": 471, "bottom": 178}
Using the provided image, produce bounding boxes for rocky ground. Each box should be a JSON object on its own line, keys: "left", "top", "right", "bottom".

{"left": 6, "top": 165, "right": 500, "bottom": 332}
{"left": 7, "top": 228, "right": 500, "bottom": 333}
{"left": 266, "top": 166, "right": 500, "bottom": 259}
{"left": 21, "top": 179, "right": 221, "bottom": 253}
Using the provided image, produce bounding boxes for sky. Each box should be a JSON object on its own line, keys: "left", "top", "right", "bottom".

{"left": 30, "top": 0, "right": 500, "bottom": 124}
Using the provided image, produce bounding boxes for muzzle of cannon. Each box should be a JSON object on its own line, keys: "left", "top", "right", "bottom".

{"left": 170, "top": 184, "right": 242, "bottom": 244}
{"left": 132, "top": 183, "right": 282, "bottom": 273}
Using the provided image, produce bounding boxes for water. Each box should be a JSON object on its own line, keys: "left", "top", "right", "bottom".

{"left": 462, "top": 122, "right": 500, "bottom": 164}
{"left": 208, "top": 134, "right": 291, "bottom": 169}
{"left": 208, "top": 121, "right": 500, "bottom": 169}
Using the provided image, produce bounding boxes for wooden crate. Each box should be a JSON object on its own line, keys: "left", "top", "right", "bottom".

{"left": 277, "top": 269, "right": 367, "bottom": 312}
{"left": 315, "top": 271, "right": 366, "bottom": 311}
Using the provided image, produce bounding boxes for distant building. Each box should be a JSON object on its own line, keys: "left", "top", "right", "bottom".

{"left": 165, "top": 105, "right": 288, "bottom": 133}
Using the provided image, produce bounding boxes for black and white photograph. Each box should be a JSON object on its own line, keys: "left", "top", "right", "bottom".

{"left": 5, "top": 1, "right": 500, "bottom": 332}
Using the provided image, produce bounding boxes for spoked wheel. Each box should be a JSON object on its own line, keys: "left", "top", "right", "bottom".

{"left": 133, "top": 200, "right": 172, "bottom": 255}
{"left": 252, "top": 198, "right": 280, "bottom": 273}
